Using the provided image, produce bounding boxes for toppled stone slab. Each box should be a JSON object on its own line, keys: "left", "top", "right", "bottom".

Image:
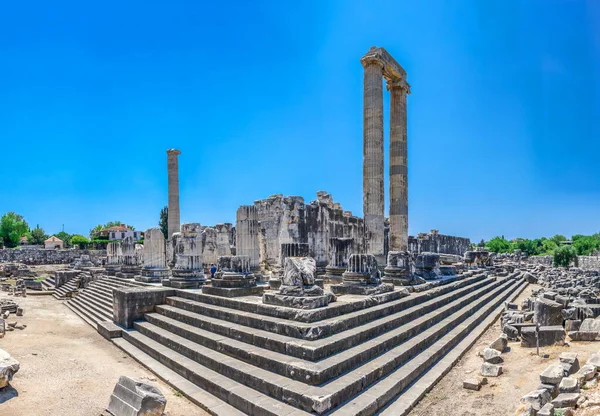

{"left": 521, "top": 326, "right": 565, "bottom": 347}
{"left": 535, "top": 297, "right": 563, "bottom": 326}
{"left": 552, "top": 392, "right": 580, "bottom": 408}
{"left": 586, "top": 352, "right": 600, "bottom": 370}
{"left": 489, "top": 333, "right": 508, "bottom": 352}
{"left": 481, "top": 348, "right": 503, "bottom": 364}
{"left": 481, "top": 363, "right": 502, "bottom": 377}
{"left": 559, "top": 377, "right": 579, "bottom": 393}
{"left": 463, "top": 378, "right": 482, "bottom": 391}
{"left": 0, "top": 348, "right": 20, "bottom": 389}
{"left": 540, "top": 364, "right": 565, "bottom": 385}
{"left": 106, "top": 376, "right": 166, "bottom": 416}
{"left": 537, "top": 403, "right": 555, "bottom": 416}
{"left": 520, "top": 389, "right": 551, "bottom": 411}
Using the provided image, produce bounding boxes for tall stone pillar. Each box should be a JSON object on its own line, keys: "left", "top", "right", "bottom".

{"left": 388, "top": 80, "right": 410, "bottom": 252}
{"left": 166, "top": 149, "right": 181, "bottom": 239}
{"left": 235, "top": 206, "right": 260, "bottom": 270}
{"left": 138, "top": 228, "right": 170, "bottom": 283}
{"left": 361, "top": 55, "right": 385, "bottom": 260}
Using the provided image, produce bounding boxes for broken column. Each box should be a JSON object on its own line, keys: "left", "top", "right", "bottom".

{"left": 164, "top": 223, "right": 205, "bottom": 289}
{"left": 361, "top": 50, "right": 385, "bottom": 262}
{"left": 105, "top": 241, "right": 122, "bottom": 276}
{"left": 166, "top": 148, "right": 181, "bottom": 239}
{"left": 106, "top": 375, "right": 166, "bottom": 416}
{"left": 331, "top": 253, "right": 394, "bottom": 295}
{"left": 263, "top": 257, "right": 335, "bottom": 309}
{"left": 383, "top": 251, "right": 412, "bottom": 285}
{"left": 203, "top": 255, "right": 263, "bottom": 297}
{"left": 137, "top": 228, "right": 170, "bottom": 283}
{"left": 117, "top": 237, "right": 141, "bottom": 279}
{"left": 270, "top": 243, "right": 310, "bottom": 290}
{"left": 324, "top": 238, "right": 354, "bottom": 284}
{"left": 414, "top": 252, "right": 441, "bottom": 280}
{"left": 235, "top": 205, "right": 260, "bottom": 271}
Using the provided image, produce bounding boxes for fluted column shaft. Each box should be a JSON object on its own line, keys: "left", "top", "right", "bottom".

{"left": 167, "top": 149, "right": 181, "bottom": 239}
{"left": 362, "top": 59, "right": 385, "bottom": 257}
{"left": 389, "top": 81, "right": 409, "bottom": 251}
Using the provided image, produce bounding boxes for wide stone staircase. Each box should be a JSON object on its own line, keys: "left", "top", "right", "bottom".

{"left": 53, "top": 277, "right": 81, "bottom": 300}
{"left": 111, "top": 271, "right": 527, "bottom": 415}
{"left": 65, "top": 277, "right": 151, "bottom": 330}
{"left": 40, "top": 275, "right": 56, "bottom": 291}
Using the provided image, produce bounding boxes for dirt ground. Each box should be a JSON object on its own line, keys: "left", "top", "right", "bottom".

{"left": 0, "top": 289, "right": 207, "bottom": 416}
{"left": 410, "top": 284, "right": 600, "bottom": 416}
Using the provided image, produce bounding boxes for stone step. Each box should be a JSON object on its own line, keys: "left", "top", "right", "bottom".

{"left": 65, "top": 299, "right": 101, "bottom": 329}
{"left": 121, "top": 331, "right": 311, "bottom": 416}
{"left": 111, "top": 337, "right": 249, "bottom": 416}
{"left": 176, "top": 272, "right": 489, "bottom": 323}
{"left": 75, "top": 290, "right": 113, "bottom": 314}
{"left": 80, "top": 286, "right": 113, "bottom": 305}
{"left": 93, "top": 280, "right": 134, "bottom": 292}
{"left": 378, "top": 279, "right": 529, "bottom": 416}
{"left": 157, "top": 276, "right": 502, "bottom": 360}
{"left": 68, "top": 296, "right": 113, "bottom": 323}
{"left": 126, "top": 277, "right": 521, "bottom": 414}
{"left": 331, "top": 279, "right": 528, "bottom": 416}
{"left": 53, "top": 278, "right": 81, "bottom": 299}
{"left": 103, "top": 277, "right": 150, "bottom": 287}
{"left": 146, "top": 276, "right": 508, "bottom": 379}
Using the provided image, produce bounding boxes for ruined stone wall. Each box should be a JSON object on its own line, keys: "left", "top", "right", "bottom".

{"left": 239, "top": 192, "right": 366, "bottom": 270}
{"left": 577, "top": 256, "right": 600, "bottom": 270}
{"left": 0, "top": 249, "right": 107, "bottom": 265}
{"left": 407, "top": 232, "right": 470, "bottom": 256}
{"left": 528, "top": 256, "right": 553, "bottom": 266}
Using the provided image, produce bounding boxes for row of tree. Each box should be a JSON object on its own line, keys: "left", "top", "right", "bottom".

{"left": 480, "top": 234, "right": 600, "bottom": 257}
{"left": 0, "top": 212, "right": 144, "bottom": 249}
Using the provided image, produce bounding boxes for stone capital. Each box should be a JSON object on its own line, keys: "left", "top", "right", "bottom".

{"left": 166, "top": 148, "right": 181, "bottom": 156}
{"left": 387, "top": 78, "right": 411, "bottom": 94}
{"left": 360, "top": 56, "right": 385, "bottom": 69}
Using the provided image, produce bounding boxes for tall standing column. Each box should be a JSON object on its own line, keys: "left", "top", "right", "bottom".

{"left": 167, "top": 149, "right": 181, "bottom": 239}
{"left": 361, "top": 56, "right": 385, "bottom": 259}
{"left": 388, "top": 80, "right": 410, "bottom": 251}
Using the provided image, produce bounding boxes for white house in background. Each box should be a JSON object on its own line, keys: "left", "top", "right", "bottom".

{"left": 99, "top": 224, "right": 142, "bottom": 241}
{"left": 44, "top": 236, "right": 63, "bottom": 249}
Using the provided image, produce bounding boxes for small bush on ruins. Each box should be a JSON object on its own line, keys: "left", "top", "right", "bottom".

{"left": 553, "top": 244, "right": 578, "bottom": 267}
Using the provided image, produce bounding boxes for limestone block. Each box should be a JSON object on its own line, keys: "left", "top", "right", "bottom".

{"left": 462, "top": 378, "right": 481, "bottom": 391}
{"left": 0, "top": 348, "right": 20, "bottom": 389}
{"left": 113, "top": 287, "right": 175, "bottom": 329}
{"left": 552, "top": 393, "right": 580, "bottom": 409}
{"left": 520, "top": 389, "right": 551, "bottom": 411}
{"left": 480, "top": 363, "right": 502, "bottom": 377}
{"left": 482, "top": 348, "right": 503, "bottom": 364}
{"left": 540, "top": 364, "right": 565, "bottom": 385}
{"left": 535, "top": 297, "right": 564, "bottom": 326}
{"left": 558, "top": 377, "right": 579, "bottom": 393}
{"left": 537, "top": 403, "right": 555, "bottom": 416}
{"left": 489, "top": 333, "right": 508, "bottom": 352}
{"left": 107, "top": 375, "right": 166, "bottom": 416}
{"left": 521, "top": 326, "right": 565, "bottom": 348}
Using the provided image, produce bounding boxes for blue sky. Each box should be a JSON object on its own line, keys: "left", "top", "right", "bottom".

{"left": 1, "top": 0, "right": 598, "bottom": 241}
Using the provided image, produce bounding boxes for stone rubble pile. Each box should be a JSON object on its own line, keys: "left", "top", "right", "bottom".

{"left": 517, "top": 351, "right": 600, "bottom": 415}
{"left": 0, "top": 348, "right": 20, "bottom": 389}
{"left": 0, "top": 263, "right": 36, "bottom": 278}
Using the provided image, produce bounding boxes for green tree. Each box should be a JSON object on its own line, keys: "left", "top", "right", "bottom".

{"left": 71, "top": 234, "right": 91, "bottom": 249}
{"left": 553, "top": 245, "right": 578, "bottom": 267}
{"left": 572, "top": 235, "right": 600, "bottom": 256}
{"left": 0, "top": 212, "right": 30, "bottom": 248}
{"left": 54, "top": 231, "right": 72, "bottom": 248}
{"left": 541, "top": 239, "right": 559, "bottom": 255}
{"left": 159, "top": 206, "right": 168, "bottom": 239}
{"left": 28, "top": 225, "right": 49, "bottom": 245}
{"left": 486, "top": 236, "right": 512, "bottom": 253}
{"left": 550, "top": 234, "right": 567, "bottom": 245}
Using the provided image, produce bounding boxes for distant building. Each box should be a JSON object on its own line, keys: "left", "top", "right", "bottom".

{"left": 19, "top": 236, "right": 28, "bottom": 246}
{"left": 45, "top": 236, "right": 63, "bottom": 249}
{"left": 98, "top": 224, "right": 143, "bottom": 241}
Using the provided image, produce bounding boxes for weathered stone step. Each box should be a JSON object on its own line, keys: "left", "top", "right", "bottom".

{"left": 378, "top": 279, "right": 528, "bottom": 416}
{"left": 121, "top": 330, "right": 310, "bottom": 416}
{"left": 157, "top": 276, "right": 501, "bottom": 360}
{"left": 132, "top": 277, "right": 519, "bottom": 413}
{"left": 68, "top": 296, "right": 112, "bottom": 323}
{"left": 147, "top": 275, "right": 508, "bottom": 380}
{"left": 53, "top": 278, "right": 80, "bottom": 299}
{"left": 103, "top": 277, "right": 151, "bottom": 287}
{"left": 331, "top": 279, "right": 528, "bottom": 416}
{"left": 111, "top": 338, "right": 249, "bottom": 416}
{"left": 65, "top": 300, "right": 99, "bottom": 329}
{"left": 175, "top": 272, "right": 488, "bottom": 323}
{"left": 70, "top": 294, "right": 112, "bottom": 320}
{"left": 80, "top": 286, "right": 113, "bottom": 305}
{"left": 164, "top": 274, "right": 498, "bottom": 342}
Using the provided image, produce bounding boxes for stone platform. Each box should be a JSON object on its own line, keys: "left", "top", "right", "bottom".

{"left": 111, "top": 271, "right": 527, "bottom": 415}
{"left": 202, "top": 285, "right": 264, "bottom": 298}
